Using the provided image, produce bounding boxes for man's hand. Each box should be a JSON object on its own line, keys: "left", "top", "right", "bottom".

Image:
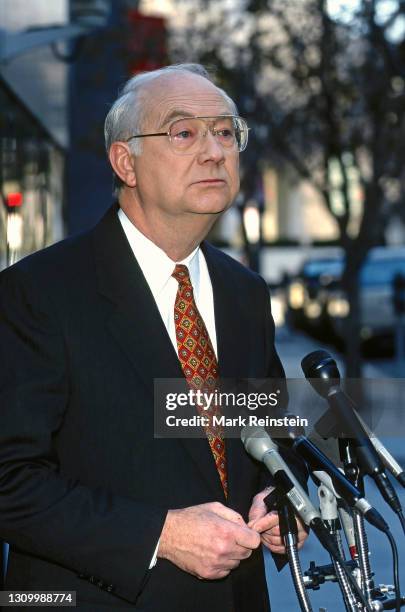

{"left": 248, "top": 488, "right": 309, "bottom": 554}
{"left": 158, "top": 502, "right": 261, "bottom": 579}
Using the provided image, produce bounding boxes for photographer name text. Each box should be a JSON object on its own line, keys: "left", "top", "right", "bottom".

{"left": 165, "top": 414, "right": 308, "bottom": 428}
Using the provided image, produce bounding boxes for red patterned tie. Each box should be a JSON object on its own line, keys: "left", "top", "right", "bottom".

{"left": 172, "top": 264, "right": 227, "bottom": 497}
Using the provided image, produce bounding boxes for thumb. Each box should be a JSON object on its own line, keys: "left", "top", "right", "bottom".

{"left": 248, "top": 487, "right": 274, "bottom": 523}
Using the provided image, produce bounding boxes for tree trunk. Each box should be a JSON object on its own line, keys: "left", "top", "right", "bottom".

{"left": 343, "top": 272, "right": 362, "bottom": 377}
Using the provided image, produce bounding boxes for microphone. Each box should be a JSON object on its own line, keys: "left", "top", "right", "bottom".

{"left": 312, "top": 471, "right": 358, "bottom": 557}
{"left": 274, "top": 430, "right": 389, "bottom": 532}
{"left": 241, "top": 424, "right": 341, "bottom": 560}
{"left": 301, "top": 350, "right": 402, "bottom": 514}
{"left": 338, "top": 504, "right": 358, "bottom": 560}
{"left": 353, "top": 409, "right": 405, "bottom": 489}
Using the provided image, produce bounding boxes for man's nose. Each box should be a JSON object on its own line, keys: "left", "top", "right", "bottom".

{"left": 197, "top": 129, "right": 225, "bottom": 163}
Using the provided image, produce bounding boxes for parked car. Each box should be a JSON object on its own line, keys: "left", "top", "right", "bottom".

{"left": 325, "top": 247, "right": 405, "bottom": 353}
{"left": 286, "top": 256, "right": 343, "bottom": 336}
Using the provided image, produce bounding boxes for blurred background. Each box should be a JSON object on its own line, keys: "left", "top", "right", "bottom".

{"left": 1, "top": 0, "right": 405, "bottom": 609}
{"left": 2, "top": 0, "right": 405, "bottom": 377}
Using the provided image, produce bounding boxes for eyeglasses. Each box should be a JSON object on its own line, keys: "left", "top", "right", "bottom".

{"left": 125, "top": 115, "right": 249, "bottom": 155}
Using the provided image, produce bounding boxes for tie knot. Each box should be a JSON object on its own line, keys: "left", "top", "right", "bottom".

{"left": 172, "top": 264, "right": 191, "bottom": 285}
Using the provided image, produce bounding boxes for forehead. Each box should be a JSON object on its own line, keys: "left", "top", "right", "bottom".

{"left": 142, "top": 73, "right": 233, "bottom": 128}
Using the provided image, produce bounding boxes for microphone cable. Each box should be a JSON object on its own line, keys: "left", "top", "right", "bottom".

{"left": 385, "top": 528, "right": 402, "bottom": 612}
{"left": 398, "top": 510, "right": 405, "bottom": 537}
{"left": 308, "top": 511, "right": 400, "bottom": 612}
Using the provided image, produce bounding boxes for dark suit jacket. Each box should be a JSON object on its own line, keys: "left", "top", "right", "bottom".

{"left": 0, "top": 204, "right": 301, "bottom": 611}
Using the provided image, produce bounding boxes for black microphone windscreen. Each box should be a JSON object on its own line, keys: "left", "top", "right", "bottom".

{"left": 301, "top": 350, "right": 331, "bottom": 378}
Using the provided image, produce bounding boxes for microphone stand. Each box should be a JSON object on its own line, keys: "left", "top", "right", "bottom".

{"left": 264, "top": 489, "right": 313, "bottom": 612}
{"left": 339, "top": 438, "right": 375, "bottom": 610}
{"left": 317, "top": 478, "right": 360, "bottom": 612}
{"left": 308, "top": 426, "right": 404, "bottom": 609}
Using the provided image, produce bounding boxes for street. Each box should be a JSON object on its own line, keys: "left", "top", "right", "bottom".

{"left": 264, "top": 325, "right": 405, "bottom": 611}
{"left": 274, "top": 323, "right": 393, "bottom": 378}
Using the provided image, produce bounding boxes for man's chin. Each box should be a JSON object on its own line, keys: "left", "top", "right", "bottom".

{"left": 187, "top": 197, "right": 233, "bottom": 215}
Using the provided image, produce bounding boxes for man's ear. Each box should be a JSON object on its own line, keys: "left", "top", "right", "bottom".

{"left": 108, "top": 142, "right": 137, "bottom": 188}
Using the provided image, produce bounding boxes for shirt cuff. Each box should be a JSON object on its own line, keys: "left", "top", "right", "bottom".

{"left": 149, "top": 539, "right": 160, "bottom": 569}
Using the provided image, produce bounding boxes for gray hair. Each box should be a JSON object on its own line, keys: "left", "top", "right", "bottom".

{"left": 104, "top": 63, "right": 238, "bottom": 194}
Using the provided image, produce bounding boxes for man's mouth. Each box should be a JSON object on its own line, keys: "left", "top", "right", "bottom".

{"left": 193, "top": 179, "right": 226, "bottom": 184}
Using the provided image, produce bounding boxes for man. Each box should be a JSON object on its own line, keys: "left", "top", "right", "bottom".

{"left": 0, "top": 64, "right": 307, "bottom": 611}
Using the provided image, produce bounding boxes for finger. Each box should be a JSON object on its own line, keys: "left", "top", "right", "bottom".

{"left": 239, "top": 547, "right": 253, "bottom": 560}
{"left": 297, "top": 532, "right": 309, "bottom": 549}
{"left": 217, "top": 558, "right": 241, "bottom": 571}
{"left": 248, "top": 512, "right": 279, "bottom": 533}
{"left": 219, "top": 539, "right": 256, "bottom": 560}
{"left": 232, "top": 524, "right": 261, "bottom": 550}
{"left": 249, "top": 509, "right": 278, "bottom": 525}
{"left": 212, "top": 568, "right": 232, "bottom": 579}
{"left": 267, "top": 544, "right": 286, "bottom": 554}
{"left": 261, "top": 535, "right": 286, "bottom": 553}
{"left": 231, "top": 546, "right": 253, "bottom": 561}
{"left": 297, "top": 526, "right": 309, "bottom": 542}
{"left": 261, "top": 534, "right": 283, "bottom": 548}
{"left": 222, "top": 547, "right": 253, "bottom": 564}
{"left": 248, "top": 494, "right": 268, "bottom": 522}
{"left": 248, "top": 487, "right": 274, "bottom": 522}
{"left": 248, "top": 502, "right": 266, "bottom": 523}
{"left": 198, "top": 556, "right": 242, "bottom": 580}
{"left": 197, "top": 565, "right": 234, "bottom": 580}
{"left": 296, "top": 517, "right": 309, "bottom": 535}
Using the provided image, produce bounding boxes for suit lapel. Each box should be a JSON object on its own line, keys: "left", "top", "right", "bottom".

{"left": 92, "top": 204, "right": 183, "bottom": 390}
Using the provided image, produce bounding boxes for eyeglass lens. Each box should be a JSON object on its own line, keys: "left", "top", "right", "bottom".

{"left": 168, "top": 117, "right": 247, "bottom": 153}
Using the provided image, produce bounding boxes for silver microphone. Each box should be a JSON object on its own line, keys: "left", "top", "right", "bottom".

{"left": 241, "top": 425, "right": 341, "bottom": 559}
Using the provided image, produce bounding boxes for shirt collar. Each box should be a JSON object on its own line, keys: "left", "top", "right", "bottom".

{"left": 117, "top": 207, "right": 200, "bottom": 299}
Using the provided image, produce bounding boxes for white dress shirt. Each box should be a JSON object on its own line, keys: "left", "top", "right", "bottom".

{"left": 117, "top": 207, "right": 218, "bottom": 568}
{"left": 118, "top": 208, "right": 218, "bottom": 357}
